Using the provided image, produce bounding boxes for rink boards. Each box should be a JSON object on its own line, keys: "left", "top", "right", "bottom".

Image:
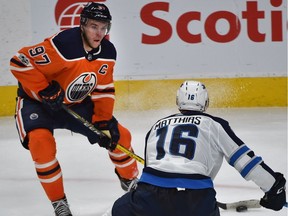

{"left": 0, "top": 76, "right": 286, "bottom": 116}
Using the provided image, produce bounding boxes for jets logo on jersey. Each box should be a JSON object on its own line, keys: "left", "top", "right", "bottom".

{"left": 66, "top": 72, "right": 97, "bottom": 102}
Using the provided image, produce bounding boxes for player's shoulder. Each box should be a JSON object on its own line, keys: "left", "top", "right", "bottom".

{"left": 162, "top": 111, "right": 230, "bottom": 127}
{"left": 99, "top": 37, "right": 117, "bottom": 60}
{"left": 51, "top": 27, "right": 85, "bottom": 59}
{"left": 195, "top": 112, "right": 230, "bottom": 129}
{"left": 201, "top": 112, "right": 227, "bottom": 123}
{"left": 101, "top": 37, "right": 116, "bottom": 50}
{"left": 52, "top": 27, "right": 81, "bottom": 43}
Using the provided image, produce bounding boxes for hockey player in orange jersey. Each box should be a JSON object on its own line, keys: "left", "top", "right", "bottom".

{"left": 10, "top": 2, "right": 138, "bottom": 216}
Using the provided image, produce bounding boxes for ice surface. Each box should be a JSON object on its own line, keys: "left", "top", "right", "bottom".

{"left": 0, "top": 108, "right": 287, "bottom": 216}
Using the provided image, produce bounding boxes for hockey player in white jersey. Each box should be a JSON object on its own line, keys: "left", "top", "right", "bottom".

{"left": 109, "top": 80, "right": 286, "bottom": 216}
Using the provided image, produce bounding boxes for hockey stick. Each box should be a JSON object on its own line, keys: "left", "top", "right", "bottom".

{"left": 217, "top": 199, "right": 288, "bottom": 211}
{"left": 62, "top": 105, "right": 288, "bottom": 211}
{"left": 62, "top": 104, "right": 145, "bottom": 165}
{"left": 217, "top": 199, "right": 261, "bottom": 211}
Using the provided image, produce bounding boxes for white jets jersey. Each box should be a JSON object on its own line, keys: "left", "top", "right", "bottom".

{"left": 140, "top": 112, "right": 276, "bottom": 192}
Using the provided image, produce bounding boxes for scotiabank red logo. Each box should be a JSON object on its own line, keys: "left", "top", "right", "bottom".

{"left": 141, "top": 1, "right": 284, "bottom": 44}
{"left": 55, "top": 0, "right": 106, "bottom": 30}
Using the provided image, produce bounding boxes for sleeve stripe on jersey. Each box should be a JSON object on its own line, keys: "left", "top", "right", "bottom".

{"left": 97, "top": 83, "right": 114, "bottom": 89}
{"left": 10, "top": 57, "right": 27, "bottom": 67}
{"left": 91, "top": 94, "right": 115, "bottom": 100}
{"left": 240, "top": 156, "right": 263, "bottom": 178}
{"left": 229, "top": 145, "right": 250, "bottom": 166}
{"left": 10, "top": 65, "right": 34, "bottom": 72}
{"left": 93, "top": 88, "right": 115, "bottom": 93}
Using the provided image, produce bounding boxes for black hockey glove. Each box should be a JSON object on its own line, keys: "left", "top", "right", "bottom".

{"left": 97, "top": 135, "right": 116, "bottom": 151}
{"left": 260, "top": 172, "right": 286, "bottom": 211}
{"left": 94, "top": 116, "right": 120, "bottom": 151}
{"left": 39, "top": 80, "right": 64, "bottom": 112}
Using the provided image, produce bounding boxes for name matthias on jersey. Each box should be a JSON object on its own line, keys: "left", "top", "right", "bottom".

{"left": 66, "top": 72, "right": 96, "bottom": 102}
{"left": 153, "top": 116, "right": 202, "bottom": 130}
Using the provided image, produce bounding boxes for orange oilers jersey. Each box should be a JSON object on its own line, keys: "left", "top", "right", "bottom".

{"left": 10, "top": 27, "right": 116, "bottom": 122}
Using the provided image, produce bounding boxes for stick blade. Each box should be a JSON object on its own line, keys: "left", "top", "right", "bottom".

{"left": 217, "top": 199, "right": 261, "bottom": 210}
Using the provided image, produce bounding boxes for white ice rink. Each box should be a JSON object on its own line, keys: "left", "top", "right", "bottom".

{"left": 0, "top": 107, "right": 287, "bottom": 216}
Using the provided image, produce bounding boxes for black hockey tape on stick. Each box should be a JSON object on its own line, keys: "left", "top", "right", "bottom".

{"left": 62, "top": 104, "right": 145, "bottom": 165}
{"left": 217, "top": 199, "right": 288, "bottom": 210}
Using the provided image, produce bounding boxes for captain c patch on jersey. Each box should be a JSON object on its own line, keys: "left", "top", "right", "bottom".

{"left": 98, "top": 64, "right": 108, "bottom": 75}
{"left": 66, "top": 72, "right": 97, "bottom": 102}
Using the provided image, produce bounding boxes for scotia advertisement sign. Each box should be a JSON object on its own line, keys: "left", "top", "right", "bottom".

{"left": 11, "top": 0, "right": 288, "bottom": 82}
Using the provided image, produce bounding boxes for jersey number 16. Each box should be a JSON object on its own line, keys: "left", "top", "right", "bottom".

{"left": 156, "top": 124, "right": 199, "bottom": 160}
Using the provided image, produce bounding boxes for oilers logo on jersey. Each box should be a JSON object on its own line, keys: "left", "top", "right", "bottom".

{"left": 66, "top": 72, "right": 97, "bottom": 102}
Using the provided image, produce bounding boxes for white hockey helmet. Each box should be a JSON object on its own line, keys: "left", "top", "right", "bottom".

{"left": 176, "top": 80, "right": 209, "bottom": 112}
